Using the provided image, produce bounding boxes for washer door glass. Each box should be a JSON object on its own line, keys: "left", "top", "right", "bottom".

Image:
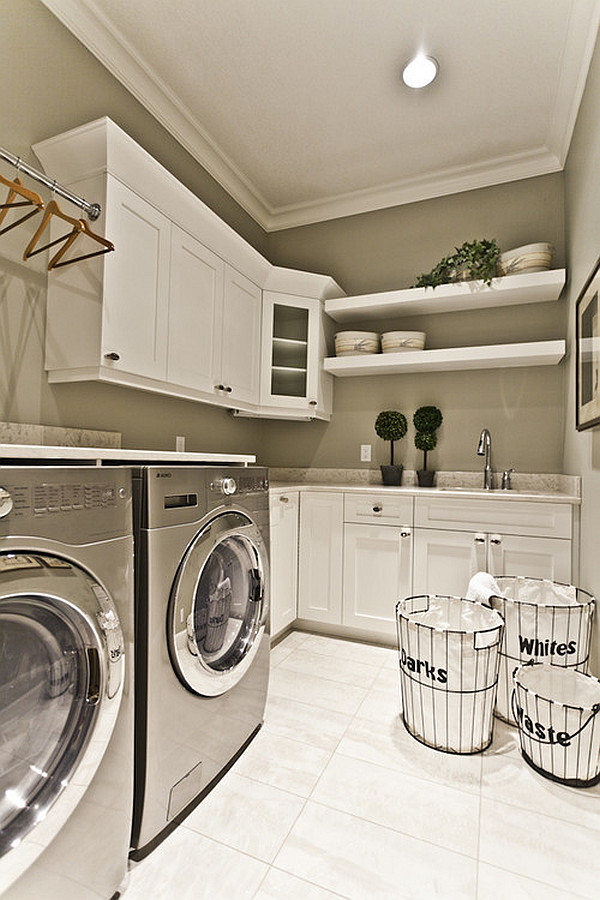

{"left": 168, "top": 511, "right": 268, "bottom": 696}
{"left": 0, "top": 553, "right": 124, "bottom": 863}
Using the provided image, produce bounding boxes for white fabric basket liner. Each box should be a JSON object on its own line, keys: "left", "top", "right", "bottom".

{"left": 397, "top": 595, "right": 504, "bottom": 754}
{"left": 490, "top": 576, "right": 595, "bottom": 724}
{"left": 513, "top": 663, "right": 600, "bottom": 786}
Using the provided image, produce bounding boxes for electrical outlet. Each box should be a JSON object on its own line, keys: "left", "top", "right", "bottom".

{"left": 360, "top": 444, "right": 372, "bottom": 462}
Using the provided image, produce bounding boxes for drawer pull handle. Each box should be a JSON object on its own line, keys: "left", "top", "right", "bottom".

{"left": 372, "top": 506, "right": 382, "bottom": 512}
{"left": 490, "top": 537, "right": 502, "bottom": 545}
{"left": 104, "top": 352, "right": 120, "bottom": 361}
{"left": 279, "top": 496, "right": 289, "bottom": 503}
{"left": 474, "top": 536, "right": 486, "bottom": 544}
{"left": 400, "top": 530, "right": 411, "bottom": 538}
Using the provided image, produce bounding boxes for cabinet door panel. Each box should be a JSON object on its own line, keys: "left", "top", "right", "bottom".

{"left": 103, "top": 178, "right": 170, "bottom": 379}
{"left": 260, "top": 292, "right": 321, "bottom": 413}
{"left": 343, "top": 523, "right": 412, "bottom": 637}
{"left": 298, "top": 493, "right": 343, "bottom": 624}
{"left": 167, "top": 227, "right": 224, "bottom": 391}
{"left": 220, "top": 266, "right": 261, "bottom": 404}
{"left": 488, "top": 533, "right": 571, "bottom": 582}
{"left": 269, "top": 492, "right": 299, "bottom": 637}
{"left": 413, "top": 529, "right": 483, "bottom": 597}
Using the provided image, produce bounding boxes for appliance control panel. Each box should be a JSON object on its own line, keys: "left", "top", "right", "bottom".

{"left": 209, "top": 472, "right": 268, "bottom": 497}
{"left": 0, "top": 480, "right": 119, "bottom": 516}
{"left": 0, "top": 468, "right": 131, "bottom": 541}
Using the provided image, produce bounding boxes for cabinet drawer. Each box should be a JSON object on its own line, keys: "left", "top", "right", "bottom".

{"left": 414, "top": 496, "right": 572, "bottom": 539}
{"left": 344, "top": 493, "right": 413, "bottom": 526}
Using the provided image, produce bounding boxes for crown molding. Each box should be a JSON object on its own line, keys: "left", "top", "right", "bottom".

{"left": 262, "top": 148, "right": 563, "bottom": 231}
{"left": 545, "top": 0, "right": 600, "bottom": 165}
{"left": 38, "top": 0, "right": 275, "bottom": 227}
{"left": 40, "top": 0, "right": 597, "bottom": 233}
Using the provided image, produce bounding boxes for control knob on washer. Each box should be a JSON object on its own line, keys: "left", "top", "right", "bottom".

{"left": 0, "top": 487, "right": 13, "bottom": 519}
{"left": 216, "top": 477, "right": 237, "bottom": 496}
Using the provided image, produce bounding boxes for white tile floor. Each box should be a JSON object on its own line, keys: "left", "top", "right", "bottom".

{"left": 124, "top": 631, "right": 600, "bottom": 899}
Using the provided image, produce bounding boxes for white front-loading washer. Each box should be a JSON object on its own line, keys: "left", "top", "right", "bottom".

{"left": 0, "top": 466, "right": 134, "bottom": 899}
{"left": 130, "top": 465, "right": 270, "bottom": 859}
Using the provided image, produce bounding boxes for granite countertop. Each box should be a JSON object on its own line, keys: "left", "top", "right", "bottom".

{"left": 268, "top": 468, "right": 581, "bottom": 504}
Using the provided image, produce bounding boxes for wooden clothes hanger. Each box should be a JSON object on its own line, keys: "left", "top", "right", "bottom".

{"left": 23, "top": 198, "right": 114, "bottom": 270}
{"left": 0, "top": 173, "right": 44, "bottom": 236}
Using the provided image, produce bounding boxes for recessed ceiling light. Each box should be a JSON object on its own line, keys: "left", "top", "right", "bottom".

{"left": 402, "top": 54, "right": 438, "bottom": 89}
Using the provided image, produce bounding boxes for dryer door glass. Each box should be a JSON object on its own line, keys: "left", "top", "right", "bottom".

{"left": 0, "top": 553, "right": 124, "bottom": 859}
{"left": 168, "top": 511, "right": 268, "bottom": 696}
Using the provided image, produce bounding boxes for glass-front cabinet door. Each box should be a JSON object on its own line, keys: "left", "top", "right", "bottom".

{"left": 260, "top": 291, "right": 333, "bottom": 419}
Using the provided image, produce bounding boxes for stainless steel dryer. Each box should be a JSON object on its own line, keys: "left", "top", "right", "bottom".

{"left": 0, "top": 466, "right": 134, "bottom": 900}
{"left": 130, "top": 466, "right": 270, "bottom": 859}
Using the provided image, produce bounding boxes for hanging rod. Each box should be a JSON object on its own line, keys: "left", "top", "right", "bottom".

{"left": 0, "top": 146, "right": 101, "bottom": 221}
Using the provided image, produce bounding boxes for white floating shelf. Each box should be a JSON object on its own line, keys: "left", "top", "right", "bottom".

{"left": 323, "top": 340, "right": 566, "bottom": 377}
{"left": 324, "top": 269, "right": 566, "bottom": 323}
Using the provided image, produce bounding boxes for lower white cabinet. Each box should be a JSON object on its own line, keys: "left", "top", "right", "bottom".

{"left": 412, "top": 496, "right": 573, "bottom": 596}
{"left": 269, "top": 491, "right": 299, "bottom": 638}
{"left": 343, "top": 522, "right": 412, "bottom": 636}
{"left": 412, "top": 528, "right": 572, "bottom": 597}
{"left": 298, "top": 492, "right": 343, "bottom": 624}
{"left": 291, "top": 489, "right": 577, "bottom": 644}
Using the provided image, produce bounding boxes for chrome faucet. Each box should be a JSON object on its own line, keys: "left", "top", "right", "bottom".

{"left": 477, "top": 428, "right": 493, "bottom": 490}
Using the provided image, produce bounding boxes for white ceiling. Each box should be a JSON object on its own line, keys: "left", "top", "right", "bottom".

{"left": 40, "top": 0, "right": 600, "bottom": 231}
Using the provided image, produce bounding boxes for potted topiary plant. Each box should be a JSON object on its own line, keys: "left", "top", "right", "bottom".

{"left": 414, "top": 238, "right": 501, "bottom": 288}
{"left": 375, "top": 410, "right": 407, "bottom": 485}
{"left": 413, "top": 405, "right": 443, "bottom": 487}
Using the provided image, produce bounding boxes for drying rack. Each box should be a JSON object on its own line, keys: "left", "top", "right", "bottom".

{"left": 0, "top": 145, "right": 101, "bottom": 221}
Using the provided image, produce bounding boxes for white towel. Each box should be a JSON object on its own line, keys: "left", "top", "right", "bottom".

{"left": 466, "top": 571, "right": 502, "bottom": 607}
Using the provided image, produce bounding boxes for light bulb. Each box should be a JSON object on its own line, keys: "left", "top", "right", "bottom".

{"left": 402, "top": 54, "right": 438, "bottom": 89}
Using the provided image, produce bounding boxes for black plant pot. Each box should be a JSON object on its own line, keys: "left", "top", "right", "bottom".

{"left": 380, "top": 464, "right": 403, "bottom": 485}
{"left": 417, "top": 469, "right": 435, "bottom": 487}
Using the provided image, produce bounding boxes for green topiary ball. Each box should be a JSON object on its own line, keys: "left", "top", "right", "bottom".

{"left": 375, "top": 410, "right": 408, "bottom": 442}
{"left": 413, "top": 405, "right": 443, "bottom": 434}
{"left": 414, "top": 431, "right": 438, "bottom": 452}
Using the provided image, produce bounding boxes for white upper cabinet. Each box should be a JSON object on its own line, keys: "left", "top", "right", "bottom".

{"left": 34, "top": 118, "right": 341, "bottom": 419}
{"left": 219, "top": 265, "right": 262, "bottom": 405}
{"left": 168, "top": 234, "right": 261, "bottom": 406}
{"left": 259, "top": 292, "right": 324, "bottom": 417}
{"left": 167, "top": 226, "right": 223, "bottom": 393}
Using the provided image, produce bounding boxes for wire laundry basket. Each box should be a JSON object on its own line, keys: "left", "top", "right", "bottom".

{"left": 490, "top": 576, "right": 595, "bottom": 724}
{"left": 396, "top": 594, "right": 504, "bottom": 754}
{"left": 513, "top": 661, "right": 600, "bottom": 787}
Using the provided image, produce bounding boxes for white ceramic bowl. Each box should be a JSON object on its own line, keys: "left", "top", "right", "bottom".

{"left": 380, "top": 331, "right": 426, "bottom": 353}
{"left": 498, "top": 242, "right": 553, "bottom": 276}
{"left": 334, "top": 331, "right": 380, "bottom": 357}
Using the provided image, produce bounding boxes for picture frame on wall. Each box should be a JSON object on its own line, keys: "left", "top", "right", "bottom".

{"left": 576, "top": 256, "right": 600, "bottom": 430}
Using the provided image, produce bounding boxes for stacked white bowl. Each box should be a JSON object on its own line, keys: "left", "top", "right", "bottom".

{"left": 381, "top": 331, "right": 426, "bottom": 353}
{"left": 334, "top": 331, "right": 380, "bottom": 356}
{"left": 497, "top": 242, "right": 553, "bottom": 276}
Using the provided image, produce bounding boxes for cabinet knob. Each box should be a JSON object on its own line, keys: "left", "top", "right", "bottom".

{"left": 279, "top": 495, "right": 289, "bottom": 503}
{"left": 490, "top": 536, "right": 502, "bottom": 545}
{"left": 400, "top": 530, "right": 411, "bottom": 538}
{"left": 104, "top": 352, "right": 120, "bottom": 361}
{"left": 373, "top": 506, "right": 382, "bottom": 513}
{"left": 309, "top": 400, "right": 317, "bottom": 406}
{"left": 225, "top": 385, "right": 233, "bottom": 393}
{"left": 474, "top": 535, "right": 486, "bottom": 544}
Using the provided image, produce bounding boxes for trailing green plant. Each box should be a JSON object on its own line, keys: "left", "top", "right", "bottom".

{"left": 414, "top": 238, "right": 501, "bottom": 288}
{"left": 413, "top": 405, "right": 443, "bottom": 471}
{"left": 375, "top": 410, "right": 407, "bottom": 465}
